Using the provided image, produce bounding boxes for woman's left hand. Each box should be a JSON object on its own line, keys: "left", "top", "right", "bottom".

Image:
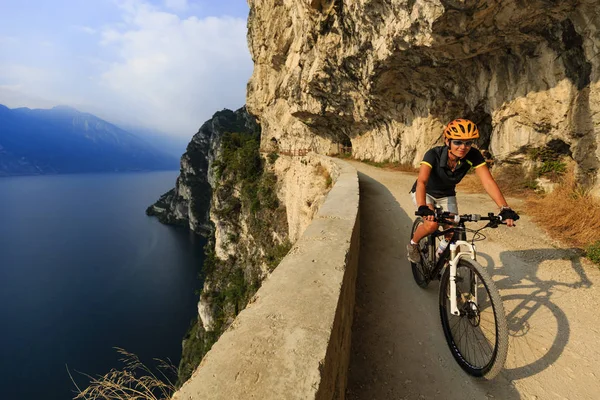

{"left": 499, "top": 207, "right": 519, "bottom": 227}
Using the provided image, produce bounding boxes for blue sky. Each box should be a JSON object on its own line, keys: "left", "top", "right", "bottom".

{"left": 0, "top": 0, "right": 253, "bottom": 137}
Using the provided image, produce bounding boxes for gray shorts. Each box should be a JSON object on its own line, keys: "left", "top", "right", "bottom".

{"left": 411, "top": 192, "right": 458, "bottom": 214}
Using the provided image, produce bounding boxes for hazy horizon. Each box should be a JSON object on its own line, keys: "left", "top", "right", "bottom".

{"left": 0, "top": 0, "right": 253, "bottom": 138}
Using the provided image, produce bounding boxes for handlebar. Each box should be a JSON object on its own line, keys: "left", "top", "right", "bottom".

{"left": 415, "top": 209, "right": 507, "bottom": 227}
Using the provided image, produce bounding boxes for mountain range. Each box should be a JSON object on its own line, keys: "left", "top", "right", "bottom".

{"left": 0, "top": 104, "right": 180, "bottom": 176}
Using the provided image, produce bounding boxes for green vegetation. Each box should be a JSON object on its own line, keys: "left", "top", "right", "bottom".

{"left": 528, "top": 145, "right": 568, "bottom": 180}
{"left": 185, "top": 139, "right": 213, "bottom": 221}
{"left": 538, "top": 160, "right": 567, "bottom": 176}
{"left": 265, "top": 240, "right": 293, "bottom": 271}
{"left": 361, "top": 159, "right": 387, "bottom": 168}
{"left": 176, "top": 317, "right": 222, "bottom": 388}
{"left": 267, "top": 151, "right": 279, "bottom": 164}
{"left": 212, "top": 132, "right": 261, "bottom": 181}
{"left": 177, "top": 126, "right": 291, "bottom": 386}
{"left": 586, "top": 241, "right": 600, "bottom": 265}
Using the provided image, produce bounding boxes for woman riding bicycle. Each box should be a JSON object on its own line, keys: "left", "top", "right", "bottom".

{"left": 407, "top": 118, "right": 520, "bottom": 263}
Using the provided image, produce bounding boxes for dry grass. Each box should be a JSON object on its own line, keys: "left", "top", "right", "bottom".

{"left": 330, "top": 153, "right": 419, "bottom": 173}
{"left": 382, "top": 161, "right": 420, "bottom": 173}
{"left": 70, "top": 348, "right": 176, "bottom": 400}
{"left": 458, "top": 164, "right": 537, "bottom": 197}
{"left": 525, "top": 170, "right": 600, "bottom": 249}
{"left": 460, "top": 165, "right": 600, "bottom": 257}
{"left": 361, "top": 159, "right": 419, "bottom": 173}
{"left": 315, "top": 162, "right": 333, "bottom": 188}
{"left": 456, "top": 173, "right": 484, "bottom": 193}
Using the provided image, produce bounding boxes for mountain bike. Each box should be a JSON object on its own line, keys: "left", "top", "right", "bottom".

{"left": 410, "top": 207, "right": 509, "bottom": 379}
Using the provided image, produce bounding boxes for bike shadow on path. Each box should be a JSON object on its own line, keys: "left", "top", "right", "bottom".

{"left": 477, "top": 248, "right": 592, "bottom": 382}
{"left": 347, "top": 172, "right": 522, "bottom": 400}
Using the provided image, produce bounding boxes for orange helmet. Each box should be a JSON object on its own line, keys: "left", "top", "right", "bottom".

{"left": 443, "top": 118, "right": 480, "bottom": 140}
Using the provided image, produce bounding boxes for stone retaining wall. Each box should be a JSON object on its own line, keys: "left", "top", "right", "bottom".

{"left": 172, "top": 157, "right": 360, "bottom": 400}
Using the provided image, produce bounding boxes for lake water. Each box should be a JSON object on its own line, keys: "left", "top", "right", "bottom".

{"left": 0, "top": 171, "right": 205, "bottom": 400}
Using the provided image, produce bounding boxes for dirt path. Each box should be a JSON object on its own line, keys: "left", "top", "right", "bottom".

{"left": 346, "top": 161, "right": 600, "bottom": 400}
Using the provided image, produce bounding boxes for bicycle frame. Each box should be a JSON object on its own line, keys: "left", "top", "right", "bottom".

{"left": 412, "top": 210, "right": 510, "bottom": 378}
{"left": 448, "top": 241, "right": 477, "bottom": 315}
{"left": 428, "top": 225, "right": 478, "bottom": 316}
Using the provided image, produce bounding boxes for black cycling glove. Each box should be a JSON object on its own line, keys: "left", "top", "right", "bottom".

{"left": 417, "top": 205, "right": 435, "bottom": 217}
{"left": 499, "top": 207, "right": 520, "bottom": 221}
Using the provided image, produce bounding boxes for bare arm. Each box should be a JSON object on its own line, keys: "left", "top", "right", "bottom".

{"left": 415, "top": 163, "right": 432, "bottom": 207}
{"left": 474, "top": 165, "right": 509, "bottom": 209}
{"left": 474, "top": 165, "right": 517, "bottom": 226}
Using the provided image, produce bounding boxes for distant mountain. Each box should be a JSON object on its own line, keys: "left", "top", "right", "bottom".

{"left": 120, "top": 125, "right": 190, "bottom": 158}
{"left": 0, "top": 104, "right": 179, "bottom": 176}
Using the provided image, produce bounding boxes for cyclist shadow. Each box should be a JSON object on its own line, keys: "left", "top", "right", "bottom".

{"left": 477, "top": 248, "right": 592, "bottom": 382}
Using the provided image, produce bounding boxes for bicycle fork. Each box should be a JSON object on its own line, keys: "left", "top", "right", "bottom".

{"left": 447, "top": 241, "right": 477, "bottom": 316}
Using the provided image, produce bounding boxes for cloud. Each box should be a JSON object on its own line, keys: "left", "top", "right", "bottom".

{"left": 72, "top": 25, "right": 97, "bottom": 35}
{"left": 0, "top": 35, "right": 19, "bottom": 45}
{"left": 0, "top": 64, "right": 54, "bottom": 85}
{"left": 164, "top": 0, "right": 189, "bottom": 11}
{"left": 97, "top": 1, "right": 252, "bottom": 136}
{"left": 0, "top": 63, "right": 82, "bottom": 108}
{"left": 0, "top": 1, "right": 252, "bottom": 138}
{"left": 0, "top": 85, "right": 58, "bottom": 109}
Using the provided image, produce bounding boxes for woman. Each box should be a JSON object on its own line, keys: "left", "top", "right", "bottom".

{"left": 407, "top": 118, "right": 520, "bottom": 263}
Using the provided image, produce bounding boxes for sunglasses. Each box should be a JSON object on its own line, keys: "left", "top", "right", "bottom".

{"left": 451, "top": 140, "right": 474, "bottom": 147}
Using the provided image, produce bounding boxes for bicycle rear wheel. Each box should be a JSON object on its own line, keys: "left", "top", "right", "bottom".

{"left": 410, "top": 217, "right": 434, "bottom": 288}
{"left": 439, "top": 258, "right": 508, "bottom": 379}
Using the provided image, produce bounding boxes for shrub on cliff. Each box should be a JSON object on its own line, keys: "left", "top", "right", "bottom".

{"left": 213, "top": 131, "right": 261, "bottom": 182}
{"left": 177, "top": 128, "right": 290, "bottom": 386}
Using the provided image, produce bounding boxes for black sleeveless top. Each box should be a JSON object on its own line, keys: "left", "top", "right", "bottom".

{"left": 410, "top": 146, "right": 486, "bottom": 197}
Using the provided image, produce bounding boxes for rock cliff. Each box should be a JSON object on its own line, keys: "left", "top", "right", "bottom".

{"left": 148, "top": 107, "right": 335, "bottom": 385}
{"left": 246, "top": 0, "right": 600, "bottom": 194}
{"left": 147, "top": 108, "right": 257, "bottom": 234}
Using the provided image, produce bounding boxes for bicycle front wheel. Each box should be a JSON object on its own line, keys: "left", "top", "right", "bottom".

{"left": 410, "top": 217, "right": 434, "bottom": 288}
{"left": 439, "top": 258, "right": 508, "bottom": 379}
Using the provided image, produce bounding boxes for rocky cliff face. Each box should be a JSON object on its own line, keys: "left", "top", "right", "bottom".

{"left": 147, "top": 108, "right": 257, "bottom": 234}
{"left": 149, "top": 107, "right": 281, "bottom": 383}
{"left": 149, "top": 107, "right": 336, "bottom": 384}
{"left": 246, "top": 0, "right": 600, "bottom": 194}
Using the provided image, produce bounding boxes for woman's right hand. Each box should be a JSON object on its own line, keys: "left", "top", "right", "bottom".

{"left": 417, "top": 205, "right": 435, "bottom": 221}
